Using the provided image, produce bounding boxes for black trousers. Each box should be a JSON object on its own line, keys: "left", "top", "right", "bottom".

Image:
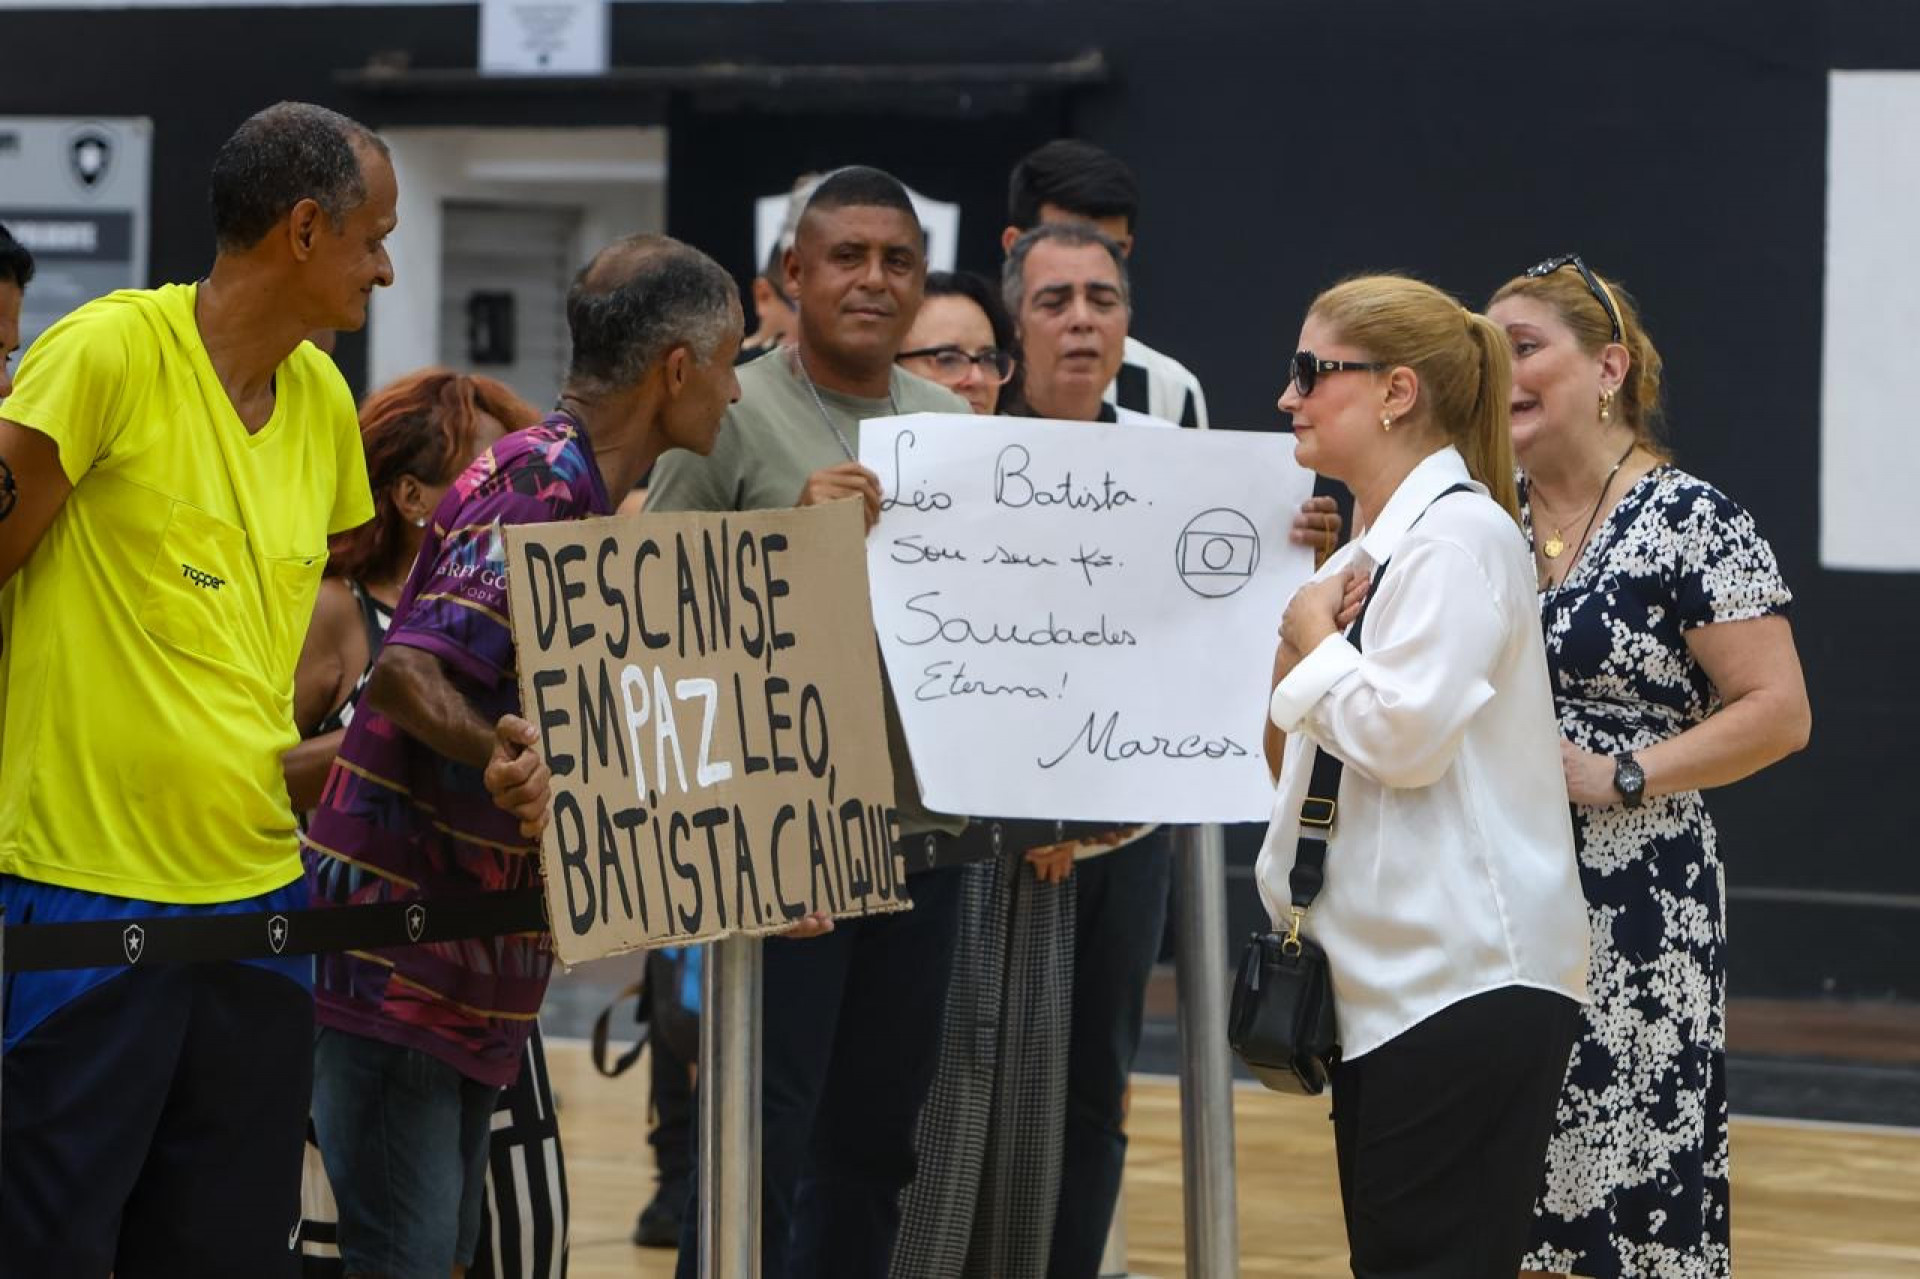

{"left": 647, "top": 950, "right": 696, "bottom": 1193}
{"left": 1, "top": 962, "right": 313, "bottom": 1278}
{"left": 675, "top": 866, "right": 964, "bottom": 1279}
{"left": 1048, "top": 831, "right": 1172, "bottom": 1279}
{"left": 1330, "top": 985, "right": 1578, "bottom": 1279}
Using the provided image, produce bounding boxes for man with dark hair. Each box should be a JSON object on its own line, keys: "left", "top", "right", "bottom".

{"left": 305, "top": 233, "right": 742, "bottom": 1278}
{"left": 647, "top": 164, "right": 973, "bottom": 1279}
{"left": 0, "top": 223, "right": 34, "bottom": 399}
{"left": 1002, "top": 139, "right": 1209, "bottom": 430}
{"left": 0, "top": 101, "right": 395, "bottom": 1275}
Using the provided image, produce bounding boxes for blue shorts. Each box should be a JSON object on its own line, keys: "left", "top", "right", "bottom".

{"left": 0, "top": 873, "right": 312, "bottom": 1051}
{"left": 311, "top": 1027, "right": 501, "bottom": 1277}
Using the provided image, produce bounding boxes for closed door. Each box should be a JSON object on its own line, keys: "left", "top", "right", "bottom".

{"left": 438, "top": 201, "right": 580, "bottom": 408}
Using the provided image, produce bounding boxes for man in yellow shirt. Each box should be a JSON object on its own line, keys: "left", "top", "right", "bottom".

{"left": 0, "top": 101, "right": 412, "bottom": 1276}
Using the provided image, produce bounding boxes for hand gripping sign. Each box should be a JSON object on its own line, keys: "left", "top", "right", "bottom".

{"left": 505, "top": 500, "right": 904, "bottom": 966}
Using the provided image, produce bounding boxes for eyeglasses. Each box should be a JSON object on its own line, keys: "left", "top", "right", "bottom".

{"left": 1523, "top": 253, "right": 1623, "bottom": 343}
{"left": 1289, "top": 350, "right": 1388, "bottom": 398}
{"left": 897, "top": 345, "right": 1016, "bottom": 385}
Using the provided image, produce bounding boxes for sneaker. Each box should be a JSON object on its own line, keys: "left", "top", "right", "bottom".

{"left": 632, "top": 1179, "right": 687, "bottom": 1249}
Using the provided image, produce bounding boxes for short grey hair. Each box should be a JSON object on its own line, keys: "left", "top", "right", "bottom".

{"left": 565, "top": 234, "right": 739, "bottom": 394}
{"left": 209, "top": 102, "right": 388, "bottom": 252}
{"left": 1001, "top": 221, "right": 1131, "bottom": 317}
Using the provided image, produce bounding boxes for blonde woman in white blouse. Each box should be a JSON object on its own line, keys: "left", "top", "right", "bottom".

{"left": 1257, "top": 274, "right": 1590, "bottom": 1277}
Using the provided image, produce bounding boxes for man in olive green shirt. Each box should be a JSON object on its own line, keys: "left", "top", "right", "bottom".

{"left": 646, "top": 166, "right": 968, "bottom": 1279}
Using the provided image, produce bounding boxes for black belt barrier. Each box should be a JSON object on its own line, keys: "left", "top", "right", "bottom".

{"left": 0, "top": 817, "right": 1140, "bottom": 972}
{"left": 0, "top": 888, "right": 548, "bottom": 973}
{"left": 898, "top": 817, "right": 1149, "bottom": 874}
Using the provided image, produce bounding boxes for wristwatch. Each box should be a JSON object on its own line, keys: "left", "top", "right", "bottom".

{"left": 1612, "top": 753, "right": 1646, "bottom": 809}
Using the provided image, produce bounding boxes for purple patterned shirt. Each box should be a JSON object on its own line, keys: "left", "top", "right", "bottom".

{"left": 305, "top": 413, "right": 611, "bottom": 1086}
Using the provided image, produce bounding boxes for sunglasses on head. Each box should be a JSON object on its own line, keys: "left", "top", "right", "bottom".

{"left": 1523, "top": 253, "right": 1623, "bottom": 344}
{"left": 1289, "top": 349, "right": 1388, "bottom": 398}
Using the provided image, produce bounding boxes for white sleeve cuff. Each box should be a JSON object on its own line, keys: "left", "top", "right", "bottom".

{"left": 1268, "top": 633, "right": 1362, "bottom": 733}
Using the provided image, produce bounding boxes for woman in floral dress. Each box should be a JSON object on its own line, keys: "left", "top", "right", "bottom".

{"left": 1488, "top": 260, "right": 1811, "bottom": 1278}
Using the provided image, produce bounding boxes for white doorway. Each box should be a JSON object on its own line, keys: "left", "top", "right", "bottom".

{"left": 369, "top": 126, "right": 667, "bottom": 398}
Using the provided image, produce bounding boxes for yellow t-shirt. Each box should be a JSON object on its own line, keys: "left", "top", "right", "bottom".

{"left": 0, "top": 283, "right": 373, "bottom": 902}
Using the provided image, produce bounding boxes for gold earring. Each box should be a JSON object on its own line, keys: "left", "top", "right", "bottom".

{"left": 1381, "top": 414, "right": 1394, "bottom": 432}
{"left": 1600, "top": 388, "right": 1615, "bottom": 422}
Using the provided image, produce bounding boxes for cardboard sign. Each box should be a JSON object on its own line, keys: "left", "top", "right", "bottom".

{"left": 505, "top": 501, "right": 905, "bottom": 965}
{"left": 861, "top": 414, "right": 1316, "bottom": 824}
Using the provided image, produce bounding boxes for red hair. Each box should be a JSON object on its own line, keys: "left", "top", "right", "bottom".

{"left": 328, "top": 368, "right": 542, "bottom": 581}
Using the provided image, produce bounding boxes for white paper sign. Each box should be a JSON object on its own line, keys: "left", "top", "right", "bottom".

{"left": 862, "top": 414, "right": 1317, "bottom": 823}
{"left": 479, "top": 0, "right": 608, "bottom": 75}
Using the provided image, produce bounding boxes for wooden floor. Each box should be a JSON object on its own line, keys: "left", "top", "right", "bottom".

{"left": 546, "top": 1038, "right": 1920, "bottom": 1278}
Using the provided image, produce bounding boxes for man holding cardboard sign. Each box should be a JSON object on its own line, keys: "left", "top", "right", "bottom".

{"left": 502, "top": 497, "right": 910, "bottom": 961}
{"left": 303, "top": 235, "right": 744, "bottom": 1277}
{"left": 646, "top": 166, "right": 979, "bottom": 1279}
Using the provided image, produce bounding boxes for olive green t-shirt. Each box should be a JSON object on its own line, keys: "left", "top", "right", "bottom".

{"left": 645, "top": 348, "right": 969, "bottom": 838}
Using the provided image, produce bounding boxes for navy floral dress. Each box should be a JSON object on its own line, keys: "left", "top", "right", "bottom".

{"left": 1519, "top": 465, "right": 1791, "bottom": 1279}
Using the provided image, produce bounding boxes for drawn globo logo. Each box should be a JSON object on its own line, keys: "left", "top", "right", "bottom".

{"left": 1175, "top": 508, "right": 1260, "bottom": 598}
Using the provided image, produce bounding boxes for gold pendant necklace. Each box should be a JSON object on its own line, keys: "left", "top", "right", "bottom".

{"left": 1532, "top": 441, "right": 1638, "bottom": 574}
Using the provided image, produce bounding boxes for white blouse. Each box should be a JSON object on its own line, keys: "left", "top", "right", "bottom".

{"left": 1255, "top": 447, "right": 1589, "bottom": 1061}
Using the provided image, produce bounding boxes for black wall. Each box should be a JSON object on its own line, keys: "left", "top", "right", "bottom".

{"left": 5, "top": 0, "right": 1916, "bottom": 996}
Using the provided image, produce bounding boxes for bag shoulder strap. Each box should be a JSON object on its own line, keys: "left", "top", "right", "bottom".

{"left": 1286, "top": 481, "right": 1475, "bottom": 922}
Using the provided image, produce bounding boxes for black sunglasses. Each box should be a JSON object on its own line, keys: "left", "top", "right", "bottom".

{"left": 897, "top": 345, "right": 1016, "bottom": 384}
{"left": 1289, "top": 349, "right": 1388, "bottom": 398}
{"left": 1523, "top": 253, "right": 1623, "bottom": 344}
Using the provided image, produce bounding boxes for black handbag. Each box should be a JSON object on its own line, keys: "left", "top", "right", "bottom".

{"left": 1227, "top": 727, "right": 1347, "bottom": 1095}
{"left": 1229, "top": 483, "right": 1472, "bottom": 1095}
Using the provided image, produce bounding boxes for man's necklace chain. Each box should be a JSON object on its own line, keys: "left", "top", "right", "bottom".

{"left": 793, "top": 350, "right": 898, "bottom": 463}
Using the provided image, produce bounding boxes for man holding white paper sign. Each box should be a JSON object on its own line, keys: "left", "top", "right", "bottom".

{"left": 1004, "top": 220, "right": 1171, "bottom": 1279}
{"left": 646, "top": 166, "right": 1007, "bottom": 1279}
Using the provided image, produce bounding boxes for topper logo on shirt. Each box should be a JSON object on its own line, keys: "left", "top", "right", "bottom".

{"left": 181, "top": 564, "right": 226, "bottom": 590}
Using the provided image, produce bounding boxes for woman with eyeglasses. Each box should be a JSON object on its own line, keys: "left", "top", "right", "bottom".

{"left": 1258, "top": 274, "right": 1590, "bottom": 1274}
{"left": 894, "top": 270, "right": 1020, "bottom": 416}
{"left": 1488, "top": 261, "right": 1809, "bottom": 1279}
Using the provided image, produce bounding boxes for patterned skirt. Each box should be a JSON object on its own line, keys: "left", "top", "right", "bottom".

{"left": 890, "top": 854, "right": 1075, "bottom": 1279}
{"left": 1522, "top": 793, "right": 1730, "bottom": 1279}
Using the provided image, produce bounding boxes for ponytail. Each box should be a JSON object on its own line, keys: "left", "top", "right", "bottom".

{"left": 1461, "top": 310, "right": 1519, "bottom": 521}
